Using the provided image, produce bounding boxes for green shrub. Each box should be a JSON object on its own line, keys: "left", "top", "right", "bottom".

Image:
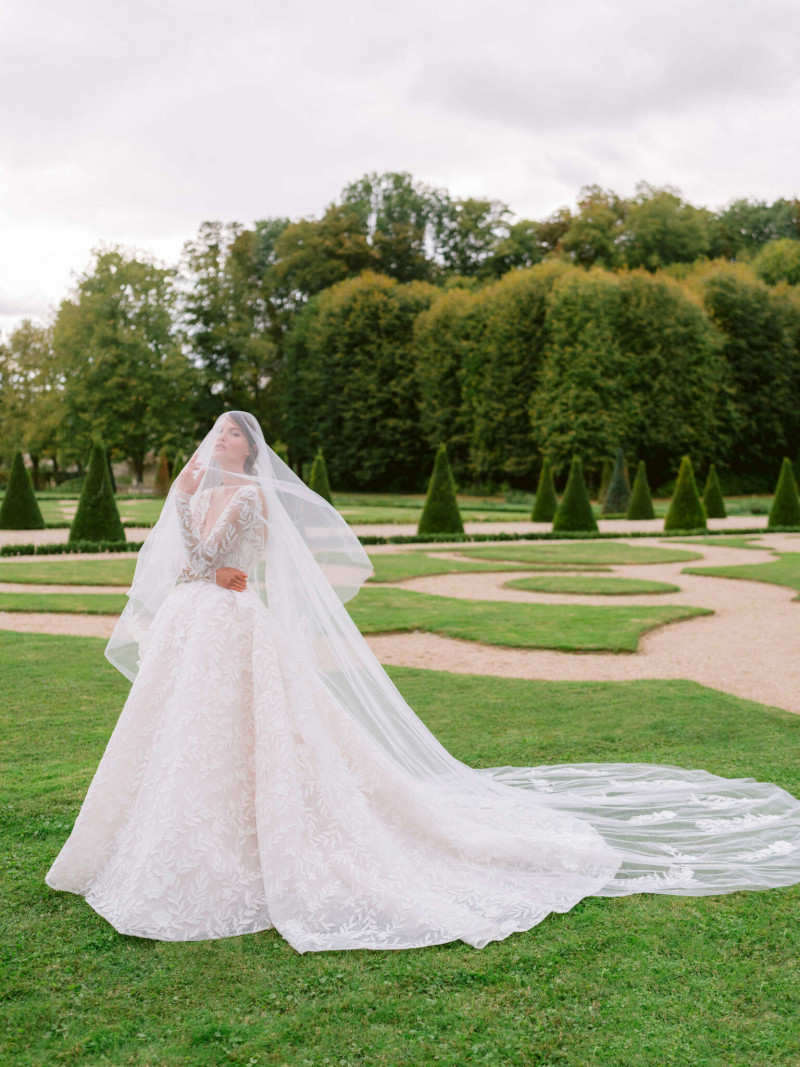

{"left": 768, "top": 457, "right": 800, "bottom": 528}
{"left": 531, "top": 457, "right": 558, "bottom": 521}
{"left": 69, "top": 438, "right": 125, "bottom": 543}
{"left": 106, "top": 448, "right": 117, "bottom": 494}
{"left": 664, "top": 456, "right": 706, "bottom": 531}
{"left": 417, "top": 443, "right": 464, "bottom": 535}
{"left": 553, "top": 457, "right": 598, "bottom": 532}
{"left": 0, "top": 451, "right": 45, "bottom": 530}
{"left": 597, "top": 457, "right": 612, "bottom": 503}
{"left": 309, "top": 449, "right": 333, "bottom": 504}
{"left": 153, "top": 448, "right": 170, "bottom": 498}
{"left": 702, "top": 464, "right": 727, "bottom": 519}
{"left": 602, "top": 447, "right": 631, "bottom": 515}
{"left": 626, "top": 461, "right": 656, "bottom": 520}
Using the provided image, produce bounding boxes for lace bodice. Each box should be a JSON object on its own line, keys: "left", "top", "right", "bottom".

{"left": 174, "top": 485, "right": 267, "bottom": 582}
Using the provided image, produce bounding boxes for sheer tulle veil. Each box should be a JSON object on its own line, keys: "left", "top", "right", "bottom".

{"left": 106, "top": 411, "right": 800, "bottom": 902}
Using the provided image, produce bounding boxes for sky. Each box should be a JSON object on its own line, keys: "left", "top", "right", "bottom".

{"left": 2, "top": 0, "right": 799, "bottom": 337}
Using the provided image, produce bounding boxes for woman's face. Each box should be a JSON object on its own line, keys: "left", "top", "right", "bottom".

{"left": 213, "top": 418, "right": 251, "bottom": 471}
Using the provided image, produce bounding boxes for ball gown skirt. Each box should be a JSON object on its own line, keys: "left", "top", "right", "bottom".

{"left": 45, "top": 577, "right": 800, "bottom": 954}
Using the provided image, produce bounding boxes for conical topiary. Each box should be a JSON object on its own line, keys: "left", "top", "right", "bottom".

{"left": 626, "top": 461, "right": 655, "bottom": 520}
{"left": 69, "top": 437, "right": 125, "bottom": 542}
{"left": 597, "top": 457, "right": 613, "bottom": 504}
{"left": 417, "top": 443, "right": 464, "bottom": 536}
{"left": 663, "top": 456, "right": 706, "bottom": 532}
{"left": 552, "top": 456, "right": 598, "bottom": 533}
{"left": 702, "top": 464, "right": 727, "bottom": 519}
{"left": 531, "top": 456, "right": 558, "bottom": 522}
{"left": 602, "top": 447, "right": 631, "bottom": 515}
{"left": 153, "top": 448, "right": 171, "bottom": 498}
{"left": 0, "top": 451, "right": 45, "bottom": 530}
{"left": 106, "top": 448, "right": 117, "bottom": 494}
{"left": 768, "top": 457, "right": 800, "bottom": 528}
{"left": 309, "top": 449, "right": 333, "bottom": 504}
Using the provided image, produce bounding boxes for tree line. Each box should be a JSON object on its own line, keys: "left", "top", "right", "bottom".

{"left": 1, "top": 172, "right": 799, "bottom": 491}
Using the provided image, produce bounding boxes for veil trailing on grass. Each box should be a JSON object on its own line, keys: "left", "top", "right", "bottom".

{"left": 106, "top": 411, "right": 800, "bottom": 912}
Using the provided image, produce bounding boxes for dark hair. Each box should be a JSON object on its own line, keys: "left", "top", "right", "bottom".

{"left": 227, "top": 411, "right": 259, "bottom": 475}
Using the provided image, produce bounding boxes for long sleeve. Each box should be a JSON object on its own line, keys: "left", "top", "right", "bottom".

{"left": 174, "top": 486, "right": 266, "bottom": 579}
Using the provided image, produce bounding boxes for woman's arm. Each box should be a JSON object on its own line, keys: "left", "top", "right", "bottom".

{"left": 174, "top": 486, "right": 265, "bottom": 579}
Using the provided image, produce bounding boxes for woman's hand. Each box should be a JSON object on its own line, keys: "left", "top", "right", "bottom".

{"left": 215, "top": 567, "right": 247, "bottom": 592}
{"left": 175, "top": 453, "right": 205, "bottom": 495}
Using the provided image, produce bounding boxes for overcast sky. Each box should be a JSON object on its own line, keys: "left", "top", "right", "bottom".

{"left": 2, "top": 0, "right": 799, "bottom": 337}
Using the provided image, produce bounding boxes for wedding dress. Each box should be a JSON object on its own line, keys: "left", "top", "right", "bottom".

{"left": 45, "top": 412, "right": 800, "bottom": 953}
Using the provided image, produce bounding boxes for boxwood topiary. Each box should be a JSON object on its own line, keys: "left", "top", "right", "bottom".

{"left": 417, "top": 443, "right": 464, "bottom": 536}
{"left": 531, "top": 456, "right": 558, "bottom": 522}
{"left": 309, "top": 449, "right": 333, "bottom": 504}
{"left": 602, "top": 447, "right": 631, "bottom": 515}
{"left": 0, "top": 451, "right": 45, "bottom": 530}
{"left": 626, "top": 461, "right": 655, "bottom": 520}
{"left": 768, "top": 457, "right": 800, "bottom": 528}
{"left": 663, "top": 456, "right": 706, "bottom": 532}
{"left": 597, "top": 457, "right": 613, "bottom": 504}
{"left": 552, "top": 456, "right": 598, "bottom": 533}
{"left": 702, "top": 463, "right": 727, "bottom": 519}
{"left": 69, "top": 438, "right": 125, "bottom": 543}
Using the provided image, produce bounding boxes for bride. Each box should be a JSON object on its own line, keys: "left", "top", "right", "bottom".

{"left": 46, "top": 411, "right": 800, "bottom": 953}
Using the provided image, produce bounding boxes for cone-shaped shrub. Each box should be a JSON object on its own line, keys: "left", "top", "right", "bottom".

{"left": 531, "top": 457, "right": 558, "bottom": 522}
{"left": 309, "top": 449, "right": 333, "bottom": 504}
{"left": 153, "top": 448, "right": 171, "bottom": 498}
{"left": 597, "top": 458, "right": 613, "bottom": 504}
{"left": 768, "top": 457, "right": 800, "bottom": 528}
{"left": 663, "top": 456, "right": 706, "bottom": 531}
{"left": 69, "top": 437, "right": 125, "bottom": 543}
{"left": 702, "top": 464, "right": 727, "bottom": 519}
{"left": 0, "top": 451, "right": 45, "bottom": 530}
{"left": 552, "top": 456, "right": 598, "bottom": 533}
{"left": 417, "top": 443, "right": 464, "bottom": 536}
{"left": 626, "top": 461, "right": 655, "bottom": 520}
{"left": 602, "top": 447, "right": 631, "bottom": 515}
{"left": 106, "top": 448, "right": 117, "bottom": 494}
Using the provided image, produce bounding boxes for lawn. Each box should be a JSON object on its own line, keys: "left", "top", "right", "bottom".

{"left": 686, "top": 552, "right": 800, "bottom": 598}
{"left": 3, "top": 631, "right": 800, "bottom": 1066}
{"left": 503, "top": 575, "right": 680, "bottom": 596}
{"left": 0, "top": 559, "right": 137, "bottom": 586}
{"left": 452, "top": 543, "right": 702, "bottom": 566}
{"left": 366, "top": 552, "right": 606, "bottom": 584}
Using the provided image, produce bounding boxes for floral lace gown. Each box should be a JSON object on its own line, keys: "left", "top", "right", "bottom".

{"left": 45, "top": 485, "right": 800, "bottom": 953}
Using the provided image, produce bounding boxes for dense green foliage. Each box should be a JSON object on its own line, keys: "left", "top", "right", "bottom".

{"left": 0, "top": 451, "right": 45, "bottom": 529}
{"left": 603, "top": 447, "right": 631, "bottom": 514}
{"left": 552, "top": 457, "right": 598, "bottom": 532}
{"left": 626, "top": 461, "right": 655, "bottom": 520}
{"left": 417, "top": 443, "right": 464, "bottom": 535}
{"left": 531, "top": 456, "right": 558, "bottom": 521}
{"left": 153, "top": 448, "right": 170, "bottom": 498}
{"left": 597, "top": 458, "right": 612, "bottom": 504}
{"left": 308, "top": 449, "right": 333, "bottom": 503}
{"left": 663, "top": 456, "right": 707, "bottom": 531}
{"left": 767, "top": 458, "right": 800, "bottom": 528}
{"left": 69, "top": 440, "right": 125, "bottom": 543}
{"left": 702, "top": 463, "right": 727, "bottom": 519}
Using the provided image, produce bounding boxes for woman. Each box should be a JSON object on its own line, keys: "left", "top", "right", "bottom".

{"left": 46, "top": 411, "right": 800, "bottom": 953}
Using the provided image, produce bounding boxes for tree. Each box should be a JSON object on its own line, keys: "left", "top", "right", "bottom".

{"left": 55, "top": 247, "right": 198, "bottom": 484}
{"left": 626, "top": 461, "right": 655, "bottom": 520}
{"left": 417, "top": 443, "right": 464, "bottom": 535}
{"left": 0, "top": 451, "right": 45, "bottom": 529}
{"left": 767, "top": 458, "right": 800, "bottom": 528}
{"left": 597, "top": 458, "right": 613, "bottom": 504}
{"left": 622, "top": 184, "right": 712, "bottom": 271}
{"left": 702, "top": 464, "right": 727, "bottom": 519}
{"left": 434, "top": 197, "right": 512, "bottom": 278}
{"left": 271, "top": 204, "right": 378, "bottom": 300}
{"left": 663, "top": 456, "right": 706, "bottom": 531}
{"left": 715, "top": 198, "right": 799, "bottom": 257}
{"left": 308, "top": 449, "right": 333, "bottom": 504}
{"left": 552, "top": 456, "right": 598, "bottom": 532}
{"left": 603, "top": 447, "right": 631, "bottom": 514}
{"left": 531, "top": 457, "right": 558, "bottom": 521}
{"left": 753, "top": 239, "right": 800, "bottom": 287}
{"left": 153, "top": 448, "right": 171, "bottom": 497}
{"left": 69, "top": 437, "right": 125, "bottom": 542}
{"left": 560, "top": 185, "right": 627, "bottom": 268}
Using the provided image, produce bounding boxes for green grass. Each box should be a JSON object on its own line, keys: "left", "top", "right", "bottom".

{"left": 366, "top": 552, "right": 606, "bottom": 583}
{"left": 350, "top": 587, "right": 708, "bottom": 652}
{"left": 504, "top": 575, "right": 680, "bottom": 596}
{"left": 666, "top": 536, "right": 764, "bottom": 550}
{"left": 3, "top": 632, "right": 800, "bottom": 1065}
{"left": 686, "top": 552, "right": 800, "bottom": 599}
{"left": 0, "top": 592, "right": 127, "bottom": 614}
{"left": 452, "top": 543, "right": 702, "bottom": 566}
{"left": 0, "top": 559, "right": 137, "bottom": 586}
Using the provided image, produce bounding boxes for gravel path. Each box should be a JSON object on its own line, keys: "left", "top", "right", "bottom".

{"left": 2, "top": 529, "right": 799, "bottom": 713}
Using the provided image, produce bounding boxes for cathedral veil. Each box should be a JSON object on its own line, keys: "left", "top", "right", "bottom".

{"left": 105, "top": 411, "right": 800, "bottom": 909}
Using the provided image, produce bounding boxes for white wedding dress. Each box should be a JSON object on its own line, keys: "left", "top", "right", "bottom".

{"left": 46, "top": 483, "right": 800, "bottom": 953}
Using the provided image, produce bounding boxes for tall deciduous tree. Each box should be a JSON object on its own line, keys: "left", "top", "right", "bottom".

{"left": 622, "top": 184, "right": 712, "bottom": 271}
{"left": 0, "top": 320, "right": 63, "bottom": 486}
